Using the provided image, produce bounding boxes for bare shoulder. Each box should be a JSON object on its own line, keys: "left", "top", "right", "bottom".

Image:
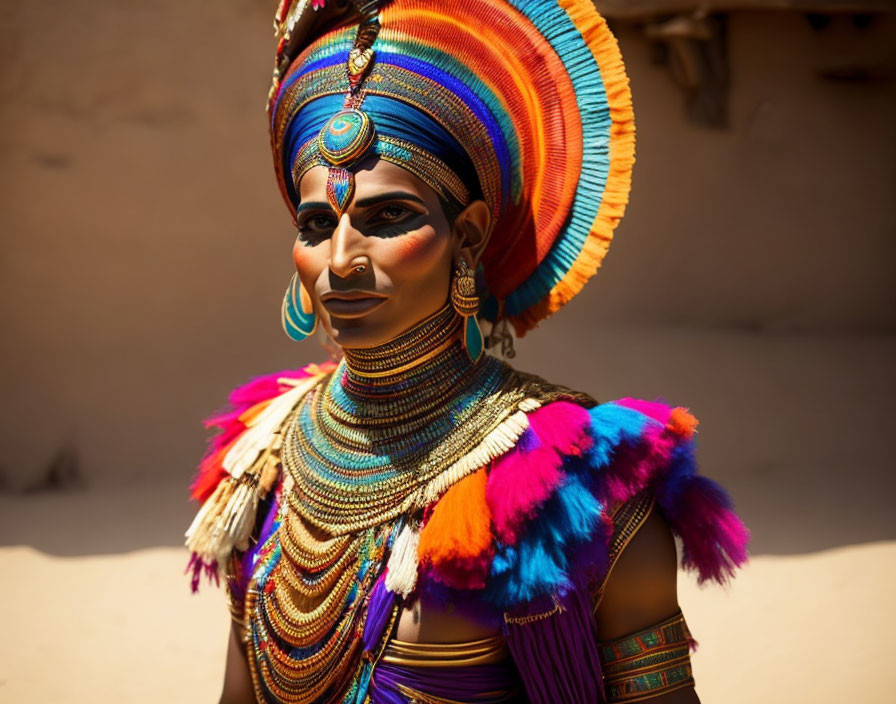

{"left": 595, "top": 506, "right": 680, "bottom": 642}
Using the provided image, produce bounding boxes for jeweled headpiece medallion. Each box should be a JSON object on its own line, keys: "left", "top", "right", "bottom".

{"left": 318, "top": 108, "right": 376, "bottom": 167}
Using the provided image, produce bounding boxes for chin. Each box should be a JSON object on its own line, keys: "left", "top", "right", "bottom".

{"left": 324, "top": 317, "right": 405, "bottom": 350}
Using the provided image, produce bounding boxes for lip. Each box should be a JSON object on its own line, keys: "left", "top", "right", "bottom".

{"left": 321, "top": 291, "right": 388, "bottom": 318}
{"left": 321, "top": 290, "right": 387, "bottom": 302}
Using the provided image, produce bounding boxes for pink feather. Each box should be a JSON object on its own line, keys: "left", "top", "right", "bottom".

{"left": 597, "top": 422, "right": 676, "bottom": 508}
{"left": 527, "top": 401, "right": 594, "bottom": 457}
{"left": 614, "top": 398, "right": 673, "bottom": 425}
{"left": 664, "top": 476, "right": 750, "bottom": 584}
{"left": 487, "top": 446, "right": 565, "bottom": 544}
{"left": 486, "top": 401, "right": 593, "bottom": 545}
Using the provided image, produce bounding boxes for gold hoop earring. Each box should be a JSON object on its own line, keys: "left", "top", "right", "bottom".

{"left": 450, "top": 259, "right": 483, "bottom": 362}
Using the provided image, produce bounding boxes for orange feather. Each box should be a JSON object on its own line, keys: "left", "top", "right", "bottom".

{"left": 418, "top": 468, "right": 494, "bottom": 588}
{"left": 668, "top": 407, "right": 699, "bottom": 439}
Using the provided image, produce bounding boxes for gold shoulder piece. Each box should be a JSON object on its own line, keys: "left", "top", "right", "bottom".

{"left": 591, "top": 491, "right": 656, "bottom": 612}
{"left": 184, "top": 371, "right": 329, "bottom": 577}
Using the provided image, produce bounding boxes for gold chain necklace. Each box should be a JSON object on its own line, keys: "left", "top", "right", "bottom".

{"left": 281, "top": 308, "right": 543, "bottom": 535}
{"left": 245, "top": 304, "right": 594, "bottom": 703}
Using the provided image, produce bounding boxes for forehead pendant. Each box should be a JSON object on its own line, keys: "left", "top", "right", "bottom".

{"left": 318, "top": 108, "right": 376, "bottom": 216}
{"left": 317, "top": 2, "right": 380, "bottom": 217}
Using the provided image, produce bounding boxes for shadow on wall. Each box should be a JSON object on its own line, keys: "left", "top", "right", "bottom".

{"left": 2, "top": 323, "right": 893, "bottom": 558}
{"left": 0, "top": 5, "right": 893, "bottom": 557}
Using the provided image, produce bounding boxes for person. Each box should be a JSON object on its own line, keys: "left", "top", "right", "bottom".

{"left": 184, "top": 1, "right": 750, "bottom": 702}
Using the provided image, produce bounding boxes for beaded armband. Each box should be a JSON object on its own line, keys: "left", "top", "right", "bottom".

{"left": 599, "top": 611, "right": 695, "bottom": 703}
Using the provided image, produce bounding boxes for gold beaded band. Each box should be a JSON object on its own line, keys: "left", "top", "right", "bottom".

{"left": 342, "top": 303, "right": 462, "bottom": 380}
{"left": 381, "top": 633, "right": 509, "bottom": 668}
{"left": 599, "top": 611, "right": 695, "bottom": 702}
{"left": 395, "top": 682, "right": 521, "bottom": 704}
{"left": 503, "top": 595, "right": 565, "bottom": 626}
{"left": 291, "top": 135, "right": 470, "bottom": 209}
{"left": 375, "top": 135, "right": 471, "bottom": 206}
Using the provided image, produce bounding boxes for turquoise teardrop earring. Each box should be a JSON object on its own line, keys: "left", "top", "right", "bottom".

{"left": 450, "top": 259, "right": 483, "bottom": 363}
{"left": 281, "top": 273, "right": 318, "bottom": 341}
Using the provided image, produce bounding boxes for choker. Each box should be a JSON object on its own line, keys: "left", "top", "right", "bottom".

{"left": 341, "top": 302, "right": 469, "bottom": 384}
{"left": 332, "top": 303, "right": 483, "bottom": 422}
{"left": 280, "top": 304, "right": 553, "bottom": 535}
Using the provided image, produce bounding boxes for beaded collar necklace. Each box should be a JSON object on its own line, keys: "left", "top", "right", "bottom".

{"left": 247, "top": 304, "right": 524, "bottom": 702}
{"left": 247, "top": 303, "right": 593, "bottom": 702}
{"left": 282, "top": 302, "right": 542, "bottom": 535}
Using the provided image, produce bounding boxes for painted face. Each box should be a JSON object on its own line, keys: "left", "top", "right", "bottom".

{"left": 293, "top": 159, "right": 456, "bottom": 349}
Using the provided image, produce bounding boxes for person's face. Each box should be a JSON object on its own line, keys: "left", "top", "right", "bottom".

{"left": 293, "top": 159, "right": 457, "bottom": 349}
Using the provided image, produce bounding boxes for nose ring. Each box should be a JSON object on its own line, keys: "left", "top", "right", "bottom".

{"left": 353, "top": 264, "right": 366, "bottom": 273}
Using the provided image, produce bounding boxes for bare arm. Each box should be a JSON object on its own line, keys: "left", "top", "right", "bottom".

{"left": 596, "top": 508, "right": 701, "bottom": 704}
{"left": 219, "top": 621, "right": 255, "bottom": 704}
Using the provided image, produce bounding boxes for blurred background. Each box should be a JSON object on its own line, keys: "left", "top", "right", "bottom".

{"left": 1, "top": 0, "right": 894, "bottom": 701}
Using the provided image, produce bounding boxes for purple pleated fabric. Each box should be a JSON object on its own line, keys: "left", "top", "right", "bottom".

{"left": 365, "top": 575, "right": 521, "bottom": 702}
{"left": 231, "top": 483, "right": 283, "bottom": 607}
{"left": 503, "top": 585, "right": 605, "bottom": 703}
{"left": 364, "top": 585, "right": 604, "bottom": 702}
{"left": 369, "top": 660, "right": 522, "bottom": 704}
{"left": 363, "top": 574, "right": 399, "bottom": 652}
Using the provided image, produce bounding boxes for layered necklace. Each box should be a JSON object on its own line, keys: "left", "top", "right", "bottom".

{"left": 245, "top": 303, "right": 584, "bottom": 703}
{"left": 283, "top": 303, "right": 544, "bottom": 535}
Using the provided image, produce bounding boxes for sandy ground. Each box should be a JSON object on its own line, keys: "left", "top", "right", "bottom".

{"left": 1, "top": 538, "right": 892, "bottom": 703}
{"left": 1, "top": 3, "right": 893, "bottom": 701}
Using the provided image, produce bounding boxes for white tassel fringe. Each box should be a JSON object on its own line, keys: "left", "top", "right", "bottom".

{"left": 385, "top": 520, "right": 421, "bottom": 598}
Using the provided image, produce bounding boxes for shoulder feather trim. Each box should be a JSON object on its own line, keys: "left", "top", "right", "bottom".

{"left": 184, "top": 362, "right": 335, "bottom": 592}
{"left": 417, "top": 398, "right": 749, "bottom": 609}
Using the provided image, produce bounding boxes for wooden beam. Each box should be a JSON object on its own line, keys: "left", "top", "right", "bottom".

{"left": 595, "top": 0, "right": 896, "bottom": 19}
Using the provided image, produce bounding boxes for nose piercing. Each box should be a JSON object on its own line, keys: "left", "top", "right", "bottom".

{"left": 354, "top": 264, "right": 366, "bottom": 273}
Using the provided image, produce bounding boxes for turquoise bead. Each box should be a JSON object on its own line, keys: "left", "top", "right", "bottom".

{"left": 464, "top": 314, "right": 483, "bottom": 363}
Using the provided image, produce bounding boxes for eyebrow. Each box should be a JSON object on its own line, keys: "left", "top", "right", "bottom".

{"left": 295, "top": 201, "right": 330, "bottom": 214}
{"left": 295, "top": 191, "right": 427, "bottom": 214}
{"left": 354, "top": 191, "right": 427, "bottom": 209}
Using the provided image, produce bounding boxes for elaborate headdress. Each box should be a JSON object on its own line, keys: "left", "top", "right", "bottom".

{"left": 269, "top": 0, "right": 635, "bottom": 337}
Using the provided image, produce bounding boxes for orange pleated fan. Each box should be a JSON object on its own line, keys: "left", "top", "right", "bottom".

{"left": 270, "top": 0, "right": 635, "bottom": 336}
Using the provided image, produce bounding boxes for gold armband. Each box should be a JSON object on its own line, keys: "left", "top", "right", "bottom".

{"left": 224, "top": 553, "right": 247, "bottom": 626}
{"left": 598, "top": 611, "right": 695, "bottom": 702}
{"left": 225, "top": 582, "right": 245, "bottom": 624}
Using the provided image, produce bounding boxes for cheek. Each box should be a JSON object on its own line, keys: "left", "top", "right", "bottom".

{"left": 391, "top": 230, "right": 446, "bottom": 269}
{"left": 292, "top": 240, "right": 308, "bottom": 270}
{"left": 292, "top": 241, "right": 325, "bottom": 288}
{"left": 292, "top": 240, "right": 319, "bottom": 273}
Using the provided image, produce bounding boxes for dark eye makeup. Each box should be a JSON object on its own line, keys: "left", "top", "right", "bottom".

{"left": 295, "top": 196, "right": 427, "bottom": 245}
{"left": 296, "top": 211, "right": 338, "bottom": 245}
